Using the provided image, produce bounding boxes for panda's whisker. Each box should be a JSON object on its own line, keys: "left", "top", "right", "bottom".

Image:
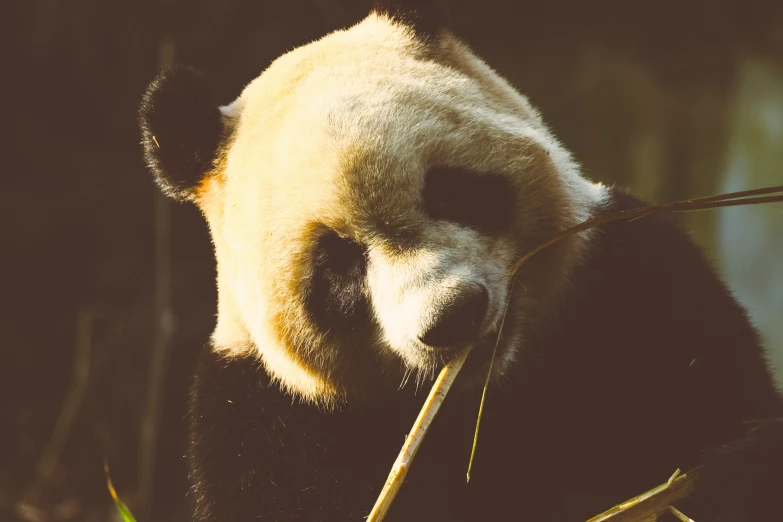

{"left": 399, "top": 368, "right": 412, "bottom": 390}
{"left": 520, "top": 346, "right": 544, "bottom": 358}
{"left": 414, "top": 369, "right": 428, "bottom": 394}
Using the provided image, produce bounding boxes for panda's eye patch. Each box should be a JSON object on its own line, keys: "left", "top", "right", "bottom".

{"left": 422, "top": 167, "right": 515, "bottom": 233}
{"left": 306, "top": 231, "right": 368, "bottom": 334}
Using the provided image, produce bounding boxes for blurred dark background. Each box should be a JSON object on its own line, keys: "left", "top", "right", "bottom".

{"left": 3, "top": 1, "right": 782, "bottom": 520}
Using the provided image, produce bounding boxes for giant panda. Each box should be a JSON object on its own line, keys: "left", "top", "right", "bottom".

{"left": 139, "top": 1, "right": 783, "bottom": 520}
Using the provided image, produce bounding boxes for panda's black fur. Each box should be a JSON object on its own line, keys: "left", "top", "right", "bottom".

{"left": 186, "top": 189, "right": 783, "bottom": 521}
{"left": 139, "top": 2, "right": 783, "bottom": 521}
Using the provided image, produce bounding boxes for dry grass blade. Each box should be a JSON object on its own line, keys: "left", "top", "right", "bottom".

{"left": 466, "top": 281, "right": 515, "bottom": 483}
{"left": 105, "top": 461, "right": 138, "bottom": 522}
{"left": 509, "top": 185, "right": 783, "bottom": 279}
{"left": 367, "top": 347, "right": 472, "bottom": 522}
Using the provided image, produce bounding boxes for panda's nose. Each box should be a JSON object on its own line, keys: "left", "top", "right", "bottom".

{"left": 419, "top": 284, "right": 489, "bottom": 348}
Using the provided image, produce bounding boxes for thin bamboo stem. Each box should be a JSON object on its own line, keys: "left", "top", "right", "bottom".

{"left": 366, "top": 347, "right": 471, "bottom": 522}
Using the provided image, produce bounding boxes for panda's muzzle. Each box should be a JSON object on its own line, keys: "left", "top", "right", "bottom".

{"left": 418, "top": 284, "right": 489, "bottom": 348}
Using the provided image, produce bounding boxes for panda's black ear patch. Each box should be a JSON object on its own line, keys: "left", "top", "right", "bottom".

{"left": 372, "top": 0, "right": 449, "bottom": 38}
{"left": 139, "top": 65, "right": 223, "bottom": 200}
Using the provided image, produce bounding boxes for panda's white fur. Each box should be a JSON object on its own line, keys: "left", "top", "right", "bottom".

{"left": 196, "top": 13, "right": 605, "bottom": 403}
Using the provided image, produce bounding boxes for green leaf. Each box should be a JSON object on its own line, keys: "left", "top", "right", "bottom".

{"left": 104, "top": 461, "right": 138, "bottom": 522}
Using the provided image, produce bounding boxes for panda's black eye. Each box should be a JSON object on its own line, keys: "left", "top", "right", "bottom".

{"left": 422, "top": 167, "right": 515, "bottom": 233}
{"left": 305, "top": 231, "right": 369, "bottom": 334}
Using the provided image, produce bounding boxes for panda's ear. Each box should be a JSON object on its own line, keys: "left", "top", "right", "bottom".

{"left": 139, "top": 65, "right": 223, "bottom": 201}
{"left": 372, "top": 0, "right": 450, "bottom": 38}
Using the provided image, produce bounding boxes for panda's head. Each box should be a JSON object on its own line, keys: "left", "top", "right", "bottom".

{"left": 140, "top": 1, "right": 604, "bottom": 404}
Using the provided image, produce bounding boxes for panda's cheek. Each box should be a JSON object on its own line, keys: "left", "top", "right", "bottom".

{"left": 364, "top": 253, "right": 433, "bottom": 352}
{"left": 376, "top": 290, "right": 433, "bottom": 353}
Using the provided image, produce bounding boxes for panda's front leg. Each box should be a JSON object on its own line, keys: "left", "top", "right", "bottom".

{"left": 187, "top": 346, "right": 395, "bottom": 522}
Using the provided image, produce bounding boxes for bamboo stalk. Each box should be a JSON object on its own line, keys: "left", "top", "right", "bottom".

{"left": 367, "top": 347, "right": 471, "bottom": 522}
{"left": 587, "top": 468, "right": 700, "bottom": 522}
{"left": 669, "top": 506, "right": 696, "bottom": 522}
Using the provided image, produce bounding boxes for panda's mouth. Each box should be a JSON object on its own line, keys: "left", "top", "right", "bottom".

{"left": 423, "top": 319, "right": 511, "bottom": 371}
{"left": 402, "top": 308, "right": 516, "bottom": 384}
{"left": 415, "top": 322, "right": 505, "bottom": 358}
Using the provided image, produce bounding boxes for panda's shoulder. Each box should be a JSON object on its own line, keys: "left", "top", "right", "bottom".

{"left": 190, "top": 346, "right": 273, "bottom": 409}
{"left": 188, "top": 347, "right": 284, "bottom": 452}
{"left": 564, "top": 186, "right": 754, "bottom": 338}
{"left": 587, "top": 187, "right": 721, "bottom": 281}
